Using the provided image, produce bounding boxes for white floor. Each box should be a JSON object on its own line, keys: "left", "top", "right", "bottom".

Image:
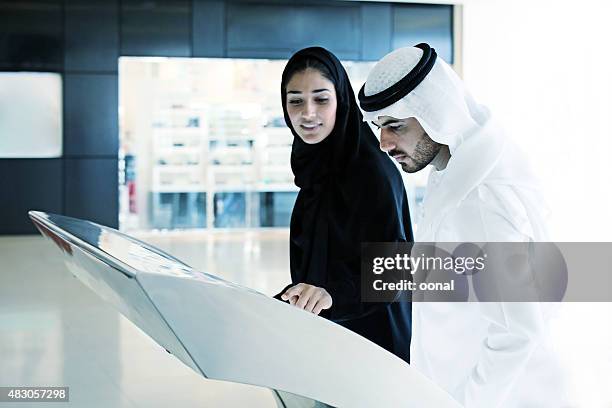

{"left": 0, "top": 232, "right": 291, "bottom": 408}
{"left": 2, "top": 232, "right": 612, "bottom": 407}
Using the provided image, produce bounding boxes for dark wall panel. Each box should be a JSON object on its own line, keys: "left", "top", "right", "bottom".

{"left": 393, "top": 4, "right": 454, "bottom": 64}
{"left": 0, "top": 0, "right": 63, "bottom": 71}
{"left": 361, "top": 3, "right": 392, "bottom": 61}
{"left": 64, "top": 158, "right": 118, "bottom": 228}
{"left": 0, "top": 159, "right": 63, "bottom": 234}
{"left": 64, "top": 0, "right": 119, "bottom": 73}
{"left": 193, "top": 0, "right": 225, "bottom": 58}
{"left": 227, "top": 2, "right": 361, "bottom": 59}
{"left": 63, "top": 74, "right": 118, "bottom": 157}
{"left": 121, "top": 0, "right": 191, "bottom": 57}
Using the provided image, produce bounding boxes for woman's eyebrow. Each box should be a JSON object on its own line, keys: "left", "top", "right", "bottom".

{"left": 287, "top": 88, "right": 331, "bottom": 95}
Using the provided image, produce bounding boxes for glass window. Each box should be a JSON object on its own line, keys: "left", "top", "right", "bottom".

{"left": 118, "top": 57, "right": 427, "bottom": 231}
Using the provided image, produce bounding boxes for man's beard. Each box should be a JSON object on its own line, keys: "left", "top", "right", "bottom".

{"left": 397, "top": 138, "right": 441, "bottom": 173}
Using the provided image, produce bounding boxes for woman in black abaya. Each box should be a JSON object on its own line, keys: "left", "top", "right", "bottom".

{"left": 275, "top": 47, "right": 413, "bottom": 363}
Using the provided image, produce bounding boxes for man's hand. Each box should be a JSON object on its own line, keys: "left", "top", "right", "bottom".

{"left": 281, "top": 283, "right": 332, "bottom": 315}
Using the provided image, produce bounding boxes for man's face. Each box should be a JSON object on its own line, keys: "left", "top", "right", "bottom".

{"left": 372, "top": 116, "right": 441, "bottom": 173}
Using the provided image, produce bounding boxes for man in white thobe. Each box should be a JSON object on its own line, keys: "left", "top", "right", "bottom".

{"left": 358, "top": 44, "right": 567, "bottom": 407}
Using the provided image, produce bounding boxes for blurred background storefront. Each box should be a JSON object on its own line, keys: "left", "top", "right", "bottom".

{"left": 118, "top": 58, "right": 377, "bottom": 231}
{"left": 0, "top": 0, "right": 454, "bottom": 235}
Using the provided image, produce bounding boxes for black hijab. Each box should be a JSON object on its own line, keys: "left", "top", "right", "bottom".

{"left": 280, "top": 47, "right": 413, "bottom": 320}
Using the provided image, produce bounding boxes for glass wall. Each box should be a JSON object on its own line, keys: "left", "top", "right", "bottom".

{"left": 118, "top": 57, "right": 427, "bottom": 232}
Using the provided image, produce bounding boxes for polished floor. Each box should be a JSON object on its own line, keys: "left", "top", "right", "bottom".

{"left": 0, "top": 232, "right": 290, "bottom": 408}
{"left": 1, "top": 232, "right": 612, "bottom": 407}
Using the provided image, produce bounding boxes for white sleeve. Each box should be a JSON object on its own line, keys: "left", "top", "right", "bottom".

{"left": 459, "top": 192, "right": 548, "bottom": 408}
{"left": 460, "top": 302, "right": 546, "bottom": 407}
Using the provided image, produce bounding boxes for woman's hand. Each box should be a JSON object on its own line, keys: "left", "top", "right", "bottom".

{"left": 281, "top": 283, "right": 332, "bottom": 315}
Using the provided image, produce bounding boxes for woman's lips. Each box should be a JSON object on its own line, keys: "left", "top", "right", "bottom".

{"left": 300, "top": 123, "right": 321, "bottom": 131}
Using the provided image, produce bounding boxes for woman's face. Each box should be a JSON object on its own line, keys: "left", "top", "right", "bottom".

{"left": 285, "top": 68, "right": 337, "bottom": 144}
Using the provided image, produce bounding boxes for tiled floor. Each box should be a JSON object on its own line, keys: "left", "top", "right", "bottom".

{"left": 1, "top": 232, "right": 612, "bottom": 407}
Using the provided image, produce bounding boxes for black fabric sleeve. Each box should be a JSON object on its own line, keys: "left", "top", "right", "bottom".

{"left": 322, "top": 257, "right": 387, "bottom": 322}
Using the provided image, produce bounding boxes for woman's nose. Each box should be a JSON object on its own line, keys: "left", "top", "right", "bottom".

{"left": 301, "top": 101, "right": 316, "bottom": 119}
{"left": 379, "top": 129, "right": 396, "bottom": 152}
